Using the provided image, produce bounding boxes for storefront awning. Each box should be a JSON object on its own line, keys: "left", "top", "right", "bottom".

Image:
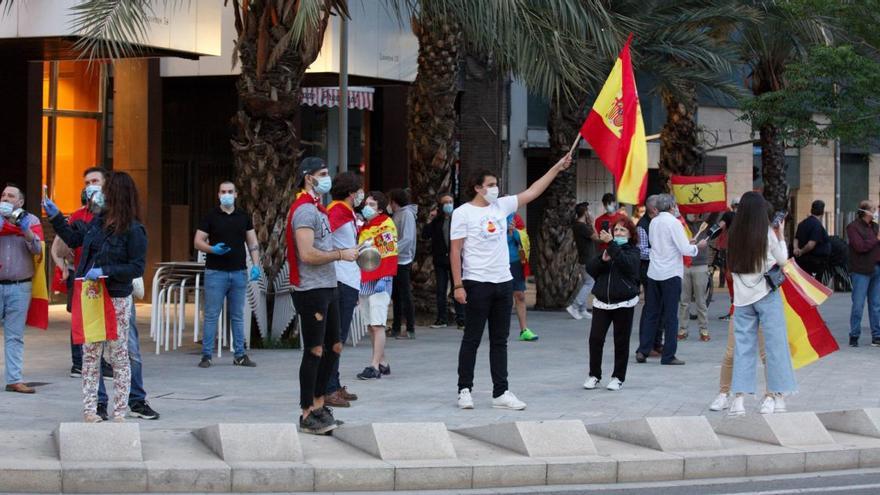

{"left": 301, "top": 86, "right": 374, "bottom": 111}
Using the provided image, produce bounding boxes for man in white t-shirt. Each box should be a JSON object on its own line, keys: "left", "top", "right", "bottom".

{"left": 451, "top": 154, "right": 572, "bottom": 410}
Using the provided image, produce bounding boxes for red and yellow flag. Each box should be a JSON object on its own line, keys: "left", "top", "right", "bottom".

{"left": 0, "top": 221, "right": 48, "bottom": 329}
{"left": 780, "top": 275, "right": 838, "bottom": 369}
{"left": 358, "top": 214, "right": 398, "bottom": 282}
{"left": 670, "top": 174, "right": 728, "bottom": 214}
{"left": 579, "top": 35, "right": 647, "bottom": 205}
{"left": 782, "top": 260, "right": 832, "bottom": 306}
{"left": 71, "top": 278, "right": 118, "bottom": 344}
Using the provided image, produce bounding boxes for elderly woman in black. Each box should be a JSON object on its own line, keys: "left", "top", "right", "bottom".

{"left": 583, "top": 218, "right": 641, "bottom": 392}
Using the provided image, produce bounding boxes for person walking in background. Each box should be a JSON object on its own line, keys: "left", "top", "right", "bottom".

{"left": 846, "top": 200, "right": 880, "bottom": 347}
{"left": 595, "top": 193, "right": 626, "bottom": 251}
{"left": 388, "top": 188, "right": 417, "bottom": 340}
{"left": 567, "top": 202, "right": 597, "bottom": 320}
{"left": 355, "top": 192, "right": 398, "bottom": 380}
{"left": 507, "top": 212, "right": 537, "bottom": 341}
{"left": 423, "top": 193, "right": 465, "bottom": 329}
{"left": 726, "top": 191, "right": 795, "bottom": 416}
{"left": 325, "top": 172, "right": 364, "bottom": 406}
{"left": 193, "top": 180, "right": 262, "bottom": 368}
{"left": 583, "top": 218, "right": 641, "bottom": 392}
{"left": 794, "top": 200, "right": 831, "bottom": 277}
{"left": 677, "top": 213, "right": 710, "bottom": 342}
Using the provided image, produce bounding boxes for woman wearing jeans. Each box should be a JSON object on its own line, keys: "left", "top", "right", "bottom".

{"left": 45, "top": 172, "right": 147, "bottom": 422}
{"left": 727, "top": 191, "right": 795, "bottom": 416}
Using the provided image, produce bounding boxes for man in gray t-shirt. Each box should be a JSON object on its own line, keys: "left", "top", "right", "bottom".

{"left": 292, "top": 202, "right": 336, "bottom": 291}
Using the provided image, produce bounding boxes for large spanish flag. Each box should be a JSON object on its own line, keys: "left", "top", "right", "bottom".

{"left": 780, "top": 275, "right": 838, "bottom": 369}
{"left": 782, "top": 260, "right": 832, "bottom": 306}
{"left": 671, "top": 174, "right": 727, "bottom": 214}
{"left": 0, "top": 221, "right": 49, "bottom": 330}
{"left": 579, "top": 35, "right": 647, "bottom": 205}
{"left": 71, "top": 278, "right": 118, "bottom": 344}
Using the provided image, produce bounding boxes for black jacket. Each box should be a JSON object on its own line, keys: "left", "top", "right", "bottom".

{"left": 422, "top": 213, "right": 452, "bottom": 267}
{"left": 587, "top": 242, "right": 641, "bottom": 305}
{"left": 51, "top": 213, "right": 147, "bottom": 297}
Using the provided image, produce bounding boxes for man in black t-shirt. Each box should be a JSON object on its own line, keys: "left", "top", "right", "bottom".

{"left": 193, "top": 181, "right": 263, "bottom": 368}
{"left": 794, "top": 200, "right": 831, "bottom": 276}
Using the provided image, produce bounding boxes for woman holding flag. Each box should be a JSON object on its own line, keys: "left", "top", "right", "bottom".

{"left": 44, "top": 172, "right": 147, "bottom": 423}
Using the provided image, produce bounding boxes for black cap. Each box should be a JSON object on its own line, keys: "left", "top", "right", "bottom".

{"left": 297, "top": 157, "right": 327, "bottom": 186}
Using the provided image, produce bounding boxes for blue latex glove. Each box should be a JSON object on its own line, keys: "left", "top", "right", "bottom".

{"left": 17, "top": 214, "right": 30, "bottom": 231}
{"left": 211, "top": 243, "right": 231, "bottom": 255}
{"left": 85, "top": 267, "right": 104, "bottom": 280}
{"left": 249, "top": 266, "right": 262, "bottom": 281}
{"left": 375, "top": 279, "right": 387, "bottom": 293}
{"left": 42, "top": 198, "right": 60, "bottom": 218}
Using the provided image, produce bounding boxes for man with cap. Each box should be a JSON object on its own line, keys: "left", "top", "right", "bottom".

{"left": 286, "top": 157, "right": 358, "bottom": 435}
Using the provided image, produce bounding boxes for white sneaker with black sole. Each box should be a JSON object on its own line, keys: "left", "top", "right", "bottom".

{"left": 458, "top": 388, "right": 474, "bottom": 409}
{"left": 492, "top": 391, "right": 526, "bottom": 410}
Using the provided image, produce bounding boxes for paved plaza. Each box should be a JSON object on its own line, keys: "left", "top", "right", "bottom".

{"left": 0, "top": 290, "right": 877, "bottom": 432}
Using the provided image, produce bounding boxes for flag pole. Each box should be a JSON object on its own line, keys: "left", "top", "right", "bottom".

{"left": 568, "top": 134, "right": 581, "bottom": 157}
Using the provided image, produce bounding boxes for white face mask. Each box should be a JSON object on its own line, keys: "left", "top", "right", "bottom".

{"left": 606, "top": 203, "right": 616, "bottom": 214}
{"left": 482, "top": 186, "right": 499, "bottom": 203}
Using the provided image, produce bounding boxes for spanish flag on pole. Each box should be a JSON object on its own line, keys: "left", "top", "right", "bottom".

{"left": 579, "top": 35, "right": 647, "bottom": 205}
{"left": 670, "top": 174, "right": 728, "bottom": 214}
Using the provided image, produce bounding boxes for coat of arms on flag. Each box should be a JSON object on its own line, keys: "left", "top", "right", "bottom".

{"left": 670, "top": 174, "right": 728, "bottom": 214}
{"left": 71, "top": 278, "right": 118, "bottom": 344}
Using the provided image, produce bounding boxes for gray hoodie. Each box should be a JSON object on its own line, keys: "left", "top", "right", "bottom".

{"left": 393, "top": 204, "right": 418, "bottom": 265}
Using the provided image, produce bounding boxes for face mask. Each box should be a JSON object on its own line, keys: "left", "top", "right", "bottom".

{"left": 387, "top": 206, "right": 393, "bottom": 215}
{"left": 362, "top": 205, "right": 377, "bottom": 220}
{"left": 0, "top": 201, "right": 13, "bottom": 217}
{"left": 219, "top": 193, "right": 235, "bottom": 207}
{"left": 354, "top": 191, "right": 365, "bottom": 206}
{"left": 613, "top": 236, "right": 628, "bottom": 246}
{"left": 313, "top": 176, "right": 332, "bottom": 195}
{"left": 442, "top": 203, "right": 454, "bottom": 215}
{"left": 482, "top": 186, "right": 499, "bottom": 203}
{"left": 673, "top": 207, "right": 681, "bottom": 218}
{"left": 91, "top": 191, "right": 105, "bottom": 209}
{"left": 85, "top": 184, "right": 101, "bottom": 199}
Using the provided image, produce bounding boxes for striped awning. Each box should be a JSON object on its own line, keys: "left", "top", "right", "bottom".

{"left": 301, "top": 86, "right": 374, "bottom": 111}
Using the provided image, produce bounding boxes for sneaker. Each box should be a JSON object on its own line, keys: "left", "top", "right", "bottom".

{"left": 774, "top": 395, "right": 787, "bottom": 412}
{"left": 83, "top": 413, "right": 103, "bottom": 423}
{"left": 759, "top": 395, "right": 775, "bottom": 414}
{"left": 101, "top": 361, "right": 113, "bottom": 379}
{"left": 129, "top": 401, "right": 160, "bottom": 420}
{"left": 566, "top": 305, "right": 583, "bottom": 320}
{"left": 580, "top": 309, "right": 593, "bottom": 320}
{"left": 699, "top": 332, "right": 711, "bottom": 342}
{"left": 728, "top": 395, "right": 745, "bottom": 416}
{"left": 850, "top": 336, "right": 859, "bottom": 347}
{"left": 583, "top": 376, "right": 600, "bottom": 390}
{"left": 492, "top": 391, "right": 527, "bottom": 410}
{"left": 873, "top": 338, "right": 880, "bottom": 347}
{"left": 70, "top": 366, "right": 82, "bottom": 378}
{"left": 606, "top": 378, "right": 623, "bottom": 391}
{"left": 96, "top": 403, "right": 109, "bottom": 421}
{"left": 299, "top": 412, "right": 337, "bottom": 435}
{"left": 325, "top": 390, "right": 351, "bottom": 408}
{"left": 233, "top": 354, "right": 257, "bottom": 367}
{"left": 677, "top": 331, "right": 688, "bottom": 341}
{"left": 357, "top": 367, "right": 382, "bottom": 380}
{"left": 340, "top": 386, "right": 358, "bottom": 401}
{"left": 458, "top": 388, "right": 474, "bottom": 409}
{"left": 198, "top": 356, "right": 212, "bottom": 368}
{"left": 456, "top": 320, "right": 465, "bottom": 330}
{"left": 311, "top": 405, "right": 336, "bottom": 426}
{"left": 378, "top": 363, "right": 391, "bottom": 376}
{"left": 430, "top": 319, "right": 448, "bottom": 328}
{"left": 519, "top": 328, "right": 539, "bottom": 341}
{"left": 709, "top": 393, "right": 730, "bottom": 411}
{"left": 635, "top": 352, "right": 647, "bottom": 363}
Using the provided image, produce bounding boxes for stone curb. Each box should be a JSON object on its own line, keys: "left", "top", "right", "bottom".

{"left": 0, "top": 412, "right": 878, "bottom": 492}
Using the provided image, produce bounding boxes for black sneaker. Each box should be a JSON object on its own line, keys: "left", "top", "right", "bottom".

{"left": 233, "top": 354, "right": 257, "bottom": 367}
{"left": 129, "top": 401, "right": 160, "bottom": 420}
{"left": 198, "top": 356, "right": 212, "bottom": 368}
{"left": 378, "top": 363, "right": 391, "bottom": 376}
{"left": 357, "top": 366, "right": 382, "bottom": 380}
{"left": 311, "top": 406, "right": 339, "bottom": 425}
{"left": 430, "top": 319, "right": 448, "bottom": 328}
{"left": 872, "top": 338, "right": 880, "bottom": 347}
{"left": 96, "top": 403, "right": 109, "bottom": 421}
{"left": 70, "top": 366, "right": 82, "bottom": 378}
{"left": 299, "top": 412, "right": 337, "bottom": 435}
{"left": 851, "top": 336, "right": 860, "bottom": 347}
{"left": 457, "top": 320, "right": 465, "bottom": 330}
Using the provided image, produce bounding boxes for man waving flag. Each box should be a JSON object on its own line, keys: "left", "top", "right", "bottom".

{"left": 579, "top": 35, "right": 647, "bottom": 205}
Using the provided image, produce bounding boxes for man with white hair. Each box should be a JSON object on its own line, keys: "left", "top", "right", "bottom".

{"left": 636, "top": 194, "right": 706, "bottom": 365}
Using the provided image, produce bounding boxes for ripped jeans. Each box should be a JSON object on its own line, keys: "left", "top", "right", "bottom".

{"left": 292, "top": 287, "right": 341, "bottom": 410}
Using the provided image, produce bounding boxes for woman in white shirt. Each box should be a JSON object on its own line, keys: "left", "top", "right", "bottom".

{"left": 727, "top": 191, "right": 796, "bottom": 416}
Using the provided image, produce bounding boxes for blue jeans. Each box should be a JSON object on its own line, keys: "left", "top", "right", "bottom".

{"left": 732, "top": 289, "right": 797, "bottom": 395}
{"left": 99, "top": 305, "right": 147, "bottom": 405}
{"left": 327, "top": 283, "right": 359, "bottom": 394}
{"left": 637, "top": 277, "right": 682, "bottom": 363}
{"left": 850, "top": 265, "right": 880, "bottom": 338}
{"left": 202, "top": 269, "right": 247, "bottom": 358}
{"left": 1, "top": 281, "right": 32, "bottom": 384}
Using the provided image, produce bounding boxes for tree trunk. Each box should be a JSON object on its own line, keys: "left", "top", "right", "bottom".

{"left": 658, "top": 86, "right": 702, "bottom": 189}
{"left": 407, "top": 16, "right": 462, "bottom": 314}
{"left": 535, "top": 96, "right": 582, "bottom": 309}
{"left": 759, "top": 123, "right": 789, "bottom": 212}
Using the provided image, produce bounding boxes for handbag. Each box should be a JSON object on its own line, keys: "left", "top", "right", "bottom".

{"left": 764, "top": 265, "right": 785, "bottom": 291}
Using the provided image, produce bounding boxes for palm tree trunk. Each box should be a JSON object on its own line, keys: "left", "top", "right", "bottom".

{"left": 658, "top": 86, "right": 702, "bottom": 189}
{"left": 759, "top": 123, "right": 789, "bottom": 212}
{"left": 535, "top": 96, "right": 582, "bottom": 309}
{"left": 407, "top": 16, "right": 462, "bottom": 313}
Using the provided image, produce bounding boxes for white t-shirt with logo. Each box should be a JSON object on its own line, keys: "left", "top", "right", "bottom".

{"left": 451, "top": 195, "right": 518, "bottom": 283}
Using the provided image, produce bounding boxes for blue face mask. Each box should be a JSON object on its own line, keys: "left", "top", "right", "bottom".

{"left": 442, "top": 203, "right": 453, "bottom": 215}
{"left": 314, "top": 176, "right": 332, "bottom": 195}
{"left": 613, "top": 236, "right": 628, "bottom": 245}
{"left": 219, "top": 193, "right": 235, "bottom": 207}
{"left": 362, "top": 205, "right": 377, "bottom": 220}
{"left": 85, "top": 184, "right": 101, "bottom": 199}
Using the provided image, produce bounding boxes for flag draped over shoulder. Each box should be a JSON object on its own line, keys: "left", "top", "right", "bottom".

{"left": 71, "top": 278, "right": 118, "bottom": 344}
{"left": 0, "top": 221, "right": 48, "bottom": 330}
{"left": 671, "top": 175, "right": 728, "bottom": 214}
{"left": 358, "top": 214, "right": 398, "bottom": 282}
{"left": 579, "top": 35, "right": 647, "bottom": 205}
{"left": 327, "top": 200, "right": 356, "bottom": 232}
{"left": 285, "top": 191, "right": 325, "bottom": 287}
{"left": 779, "top": 260, "right": 838, "bottom": 368}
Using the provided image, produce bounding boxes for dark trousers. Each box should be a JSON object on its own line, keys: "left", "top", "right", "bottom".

{"left": 639, "top": 260, "right": 663, "bottom": 350}
{"left": 796, "top": 253, "right": 828, "bottom": 277}
{"left": 638, "top": 277, "right": 682, "bottom": 363}
{"left": 327, "top": 283, "right": 359, "bottom": 394}
{"left": 392, "top": 263, "right": 415, "bottom": 334}
{"left": 434, "top": 263, "right": 465, "bottom": 323}
{"left": 292, "top": 287, "right": 340, "bottom": 410}
{"left": 457, "top": 280, "right": 513, "bottom": 398}
{"left": 589, "top": 306, "right": 634, "bottom": 381}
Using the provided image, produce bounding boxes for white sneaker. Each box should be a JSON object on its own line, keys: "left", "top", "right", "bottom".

{"left": 728, "top": 395, "right": 746, "bottom": 416}
{"left": 606, "top": 378, "right": 623, "bottom": 391}
{"left": 566, "top": 305, "right": 583, "bottom": 320}
{"left": 759, "top": 395, "right": 775, "bottom": 414}
{"left": 583, "top": 376, "right": 600, "bottom": 390}
{"left": 458, "top": 388, "right": 474, "bottom": 409}
{"left": 774, "top": 395, "right": 787, "bottom": 412}
{"left": 709, "top": 393, "right": 730, "bottom": 411}
{"left": 581, "top": 309, "right": 593, "bottom": 320}
{"left": 492, "top": 391, "right": 527, "bottom": 410}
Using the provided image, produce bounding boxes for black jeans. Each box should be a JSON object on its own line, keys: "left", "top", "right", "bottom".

{"left": 292, "top": 287, "right": 340, "bottom": 410}
{"left": 638, "top": 277, "right": 682, "bottom": 363}
{"left": 457, "top": 280, "right": 513, "bottom": 398}
{"left": 589, "top": 306, "right": 634, "bottom": 381}
{"left": 392, "top": 263, "right": 415, "bottom": 334}
{"left": 434, "top": 263, "right": 465, "bottom": 323}
{"left": 327, "top": 283, "right": 359, "bottom": 395}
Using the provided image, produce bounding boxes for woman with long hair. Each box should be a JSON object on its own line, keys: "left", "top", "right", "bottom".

{"left": 44, "top": 172, "right": 147, "bottom": 422}
{"left": 726, "top": 191, "right": 795, "bottom": 415}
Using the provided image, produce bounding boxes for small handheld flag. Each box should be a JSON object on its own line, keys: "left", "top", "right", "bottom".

{"left": 71, "top": 278, "right": 118, "bottom": 344}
